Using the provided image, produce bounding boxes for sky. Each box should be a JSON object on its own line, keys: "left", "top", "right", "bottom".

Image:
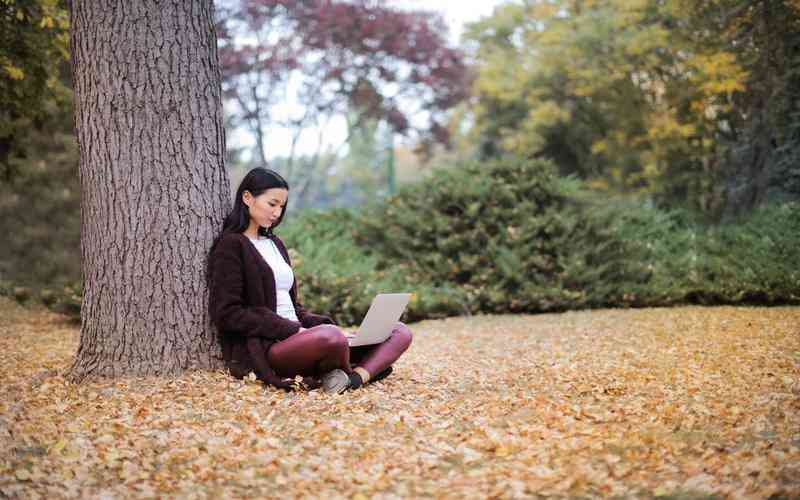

{"left": 390, "top": 0, "right": 504, "bottom": 41}
{"left": 230, "top": 0, "right": 508, "bottom": 160}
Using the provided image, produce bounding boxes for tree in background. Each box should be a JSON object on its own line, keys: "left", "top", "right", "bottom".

{"left": 217, "top": 0, "right": 469, "bottom": 208}
{"left": 0, "top": 66, "right": 78, "bottom": 291}
{"left": 465, "top": 0, "right": 799, "bottom": 214}
{"left": 68, "top": 0, "right": 230, "bottom": 380}
{"left": 0, "top": 0, "right": 69, "bottom": 180}
{"left": 0, "top": 0, "right": 79, "bottom": 295}
{"left": 696, "top": 0, "right": 800, "bottom": 216}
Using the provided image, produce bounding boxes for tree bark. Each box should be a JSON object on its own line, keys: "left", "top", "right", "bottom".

{"left": 68, "top": 0, "right": 230, "bottom": 380}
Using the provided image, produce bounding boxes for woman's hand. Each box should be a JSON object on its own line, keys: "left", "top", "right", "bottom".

{"left": 300, "top": 376, "right": 322, "bottom": 390}
{"left": 269, "top": 375, "right": 321, "bottom": 391}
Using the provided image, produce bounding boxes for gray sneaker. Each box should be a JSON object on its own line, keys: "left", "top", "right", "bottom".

{"left": 321, "top": 369, "right": 350, "bottom": 394}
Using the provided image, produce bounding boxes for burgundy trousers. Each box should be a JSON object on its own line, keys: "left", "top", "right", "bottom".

{"left": 267, "top": 323, "right": 413, "bottom": 379}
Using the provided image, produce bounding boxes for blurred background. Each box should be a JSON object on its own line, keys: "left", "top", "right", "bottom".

{"left": 1, "top": 0, "right": 798, "bottom": 322}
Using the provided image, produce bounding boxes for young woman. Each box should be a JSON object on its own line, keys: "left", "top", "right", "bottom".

{"left": 208, "top": 167, "right": 413, "bottom": 393}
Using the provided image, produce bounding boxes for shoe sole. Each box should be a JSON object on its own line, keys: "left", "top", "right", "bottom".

{"left": 322, "top": 369, "right": 350, "bottom": 394}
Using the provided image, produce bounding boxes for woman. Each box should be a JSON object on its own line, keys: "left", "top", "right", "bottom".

{"left": 208, "top": 167, "right": 413, "bottom": 393}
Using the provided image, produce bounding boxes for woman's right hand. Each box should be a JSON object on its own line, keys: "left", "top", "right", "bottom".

{"left": 269, "top": 374, "right": 320, "bottom": 391}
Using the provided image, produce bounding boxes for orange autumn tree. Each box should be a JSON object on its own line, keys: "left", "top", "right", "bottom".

{"left": 466, "top": 0, "right": 800, "bottom": 213}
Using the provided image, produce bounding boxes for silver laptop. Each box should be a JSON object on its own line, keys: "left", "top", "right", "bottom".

{"left": 348, "top": 293, "right": 411, "bottom": 347}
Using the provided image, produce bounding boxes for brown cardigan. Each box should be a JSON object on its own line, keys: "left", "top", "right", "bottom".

{"left": 208, "top": 232, "right": 334, "bottom": 388}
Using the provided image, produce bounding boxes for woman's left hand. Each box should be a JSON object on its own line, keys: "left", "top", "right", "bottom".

{"left": 297, "top": 376, "right": 321, "bottom": 390}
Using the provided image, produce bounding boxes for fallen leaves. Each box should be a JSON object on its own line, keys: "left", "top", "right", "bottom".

{"left": 0, "top": 298, "right": 798, "bottom": 498}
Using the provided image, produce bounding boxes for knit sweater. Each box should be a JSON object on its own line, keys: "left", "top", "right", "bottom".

{"left": 208, "top": 232, "right": 334, "bottom": 387}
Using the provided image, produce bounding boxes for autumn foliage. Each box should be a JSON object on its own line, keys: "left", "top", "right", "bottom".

{"left": 217, "top": 0, "right": 469, "bottom": 160}
{"left": 2, "top": 298, "right": 798, "bottom": 497}
{"left": 278, "top": 158, "right": 800, "bottom": 325}
{"left": 466, "top": 0, "right": 800, "bottom": 214}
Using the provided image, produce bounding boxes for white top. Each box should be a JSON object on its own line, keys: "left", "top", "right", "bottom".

{"left": 249, "top": 237, "right": 299, "bottom": 323}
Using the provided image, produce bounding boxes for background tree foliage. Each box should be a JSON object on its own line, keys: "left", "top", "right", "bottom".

{"left": 0, "top": 0, "right": 77, "bottom": 299}
{"left": 465, "top": 0, "right": 800, "bottom": 214}
{"left": 280, "top": 157, "right": 799, "bottom": 322}
{"left": 1, "top": 0, "right": 797, "bottom": 321}
{"left": 216, "top": 0, "right": 469, "bottom": 208}
{"left": 0, "top": 0, "right": 69, "bottom": 179}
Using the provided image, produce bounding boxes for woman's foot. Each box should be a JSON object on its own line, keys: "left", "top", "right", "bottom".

{"left": 322, "top": 366, "right": 395, "bottom": 394}
{"left": 370, "top": 365, "right": 393, "bottom": 384}
{"left": 346, "top": 366, "right": 394, "bottom": 390}
{"left": 321, "top": 369, "right": 350, "bottom": 394}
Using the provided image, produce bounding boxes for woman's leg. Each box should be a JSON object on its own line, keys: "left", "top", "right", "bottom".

{"left": 349, "top": 322, "right": 413, "bottom": 384}
{"left": 267, "top": 325, "right": 351, "bottom": 378}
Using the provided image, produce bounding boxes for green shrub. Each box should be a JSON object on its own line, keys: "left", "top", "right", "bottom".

{"left": 49, "top": 282, "right": 83, "bottom": 320}
{"left": 279, "top": 209, "right": 467, "bottom": 325}
{"left": 603, "top": 200, "right": 800, "bottom": 305}
{"left": 354, "top": 157, "right": 652, "bottom": 313}
{"left": 17, "top": 159, "right": 796, "bottom": 325}
{"left": 350, "top": 157, "right": 798, "bottom": 313}
{"left": 684, "top": 203, "right": 800, "bottom": 303}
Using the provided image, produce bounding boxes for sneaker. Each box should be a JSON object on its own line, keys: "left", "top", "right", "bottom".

{"left": 321, "top": 369, "right": 350, "bottom": 394}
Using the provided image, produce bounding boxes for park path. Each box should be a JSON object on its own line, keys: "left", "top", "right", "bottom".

{"left": 1, "top": 298, "right": 798, "bottom": 498}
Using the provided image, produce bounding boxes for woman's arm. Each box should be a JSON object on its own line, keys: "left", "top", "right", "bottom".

{"left": 294, "top": 295, "right": 336, "bottom": 328}
{"left": 209, "top": 236, "right": 301, "bottom": 341}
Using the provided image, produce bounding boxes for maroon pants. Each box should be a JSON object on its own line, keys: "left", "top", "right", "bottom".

{"left": 267, "top": 323, "right": 413, "bottom": 379}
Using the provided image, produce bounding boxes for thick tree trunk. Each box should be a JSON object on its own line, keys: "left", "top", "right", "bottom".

{"left": 68, "top": 0, "right": 230, "bottom": 380}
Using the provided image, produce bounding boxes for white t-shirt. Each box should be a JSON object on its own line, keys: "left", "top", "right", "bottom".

{"left": 249, "top": 237, "right": 299, "bottom": 323}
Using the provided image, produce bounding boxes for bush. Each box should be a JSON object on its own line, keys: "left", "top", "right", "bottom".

{"left": 279, "top": 209, "right": 467, "bottom": 325}
{"left": 683, "top": 203, "right": 800, "bottom": 303}
{"left": 15, "top": 158, "right": 796, "bottom": 324}
{"left": 349, "top": 157, "right": 799, "bottom": 314}
{"left": 353, "top": 157, "right": 652, "bottom": 313}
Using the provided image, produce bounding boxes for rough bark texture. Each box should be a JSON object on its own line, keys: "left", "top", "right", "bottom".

{"left": 69, "top": 0, "right": 230, "bottom": 380}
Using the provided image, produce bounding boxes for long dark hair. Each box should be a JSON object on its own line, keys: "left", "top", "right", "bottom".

{"left": 207, "top": 167, "right": 289, "bottom": 296}
{"left": 221, "top": 167, "right": 290, "bottom": 238}
{"left": 208, "top": 167, "right": 289, "bottom": 280}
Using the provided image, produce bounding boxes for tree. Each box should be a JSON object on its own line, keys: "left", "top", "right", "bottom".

{"left": 465, "top": 0, "right": 754, "bottom": 212}
{"left": 0, "top": 63, "right": 79, "bottom": 291}
{"left": 0, "top": 1, "right": 77, "bottom": 292}
{"left": 217, "top": 0, "right": 468, "bottom": 208}
{"left": 704, "top": 0, "right": 800, "bottom": 215}
{"left": 68, "top": 0, "right": 230, "bottom": 380}
{"left": 0, "top": 0, "right": 69, "bottom": 180}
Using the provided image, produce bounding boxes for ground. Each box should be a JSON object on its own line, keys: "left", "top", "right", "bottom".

{"left": 1, "top": 298, "right": 798, "bottom": 499}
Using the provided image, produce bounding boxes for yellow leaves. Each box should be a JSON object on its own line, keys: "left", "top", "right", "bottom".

{"left": 1, "top": 51, "right": 26, "bottom": 81}
{"left": 648, "top": 110, "right": 696, "bottom": 142}
{"left": 1, "top": 298, "right": 800, "bottom": 497}
{"left": 14, "top": 468, "right": 31, "bottom": 481}
{"left": 526, "top": 2, "right": 561, "bottom": 22}
{"left": 39, "top": 16, "right": 54, "bottom": 29}
{"left": 592, "top": 139, "right": 609, "bottom": 155}
{"left": 526, "top": 100, "right": 569, "bottom": 126}
{"left": 49, "top": 439, "right": 67, "bottom": 455}
{"left": 687, "top": 52, "right": 748, "bottom": 96}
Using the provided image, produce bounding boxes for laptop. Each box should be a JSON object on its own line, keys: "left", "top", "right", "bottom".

{"left": 348, "top": 293, "right": 411, "bottom": 347}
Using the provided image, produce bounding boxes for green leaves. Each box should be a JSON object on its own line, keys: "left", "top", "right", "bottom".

{"left": 282, "top": 157, "right": 799, "bottom": 321}
{"left": 464, "top": 0, "right": 771, "bottom": 211}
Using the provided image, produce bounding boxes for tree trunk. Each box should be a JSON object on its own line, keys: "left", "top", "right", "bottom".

{"left": 68, "top": 0, "right": 230, "bottom": 380}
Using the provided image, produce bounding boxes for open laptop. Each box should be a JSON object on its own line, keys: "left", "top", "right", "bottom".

{"left": 348, "top": 293, "right": 411, "bottom": 347}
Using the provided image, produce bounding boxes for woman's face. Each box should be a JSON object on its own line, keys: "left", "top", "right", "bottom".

{"left": 243, "top": 187, "right": 288, "bottom": 229}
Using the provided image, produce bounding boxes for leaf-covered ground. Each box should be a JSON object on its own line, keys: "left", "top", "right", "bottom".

{"left": 1, "top": 298, "right": 798, "bottom": 499}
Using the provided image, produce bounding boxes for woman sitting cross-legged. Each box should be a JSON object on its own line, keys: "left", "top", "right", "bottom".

{"left": 207, "top": 167, "right": 413, "bottom": 393}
